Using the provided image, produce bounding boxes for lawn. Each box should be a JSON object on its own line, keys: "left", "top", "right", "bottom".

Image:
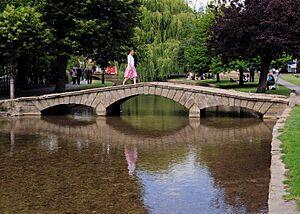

{"left": 281, "top": 74, "right": 300, "bottom": 86}
{"left": 170, "top": 79, "right": 292, "bottom": 96}
{"left": 280, "top": 106, "right": 300, "bottom": 207}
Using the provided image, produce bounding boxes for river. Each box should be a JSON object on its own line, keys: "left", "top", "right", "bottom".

{"left": 0, "top": 95, "right": 275, "bottom": 213}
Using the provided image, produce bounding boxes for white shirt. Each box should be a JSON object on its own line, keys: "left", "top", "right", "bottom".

{"left": 128, "top": 54, "right": 135, "bottom": 68}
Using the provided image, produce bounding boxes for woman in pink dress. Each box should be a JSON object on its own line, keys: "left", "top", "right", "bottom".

{"left": 123, "top": 49, "right": 138, "bottom": 85}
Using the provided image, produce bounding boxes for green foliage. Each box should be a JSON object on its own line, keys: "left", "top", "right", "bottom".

{"left": 0, "top": 5, "right": 52, "bottom": 60}
{"left": 129, "top": 0, "right": 196, "bottom": 81}
{"left": 0, "top": 104, "right": 7, "bottom": 112}
{"left": 210, "top": 55, "right": 228, "bottom": 74}
{"left": 0, "top": 0, "right": 140, "bottom": 91}
{"left": 271, "top": 54, "right": 292, "bottom": 70}
{"left": 184, "top": 11, "right": 215, "bottom": 73}
{"left": 228, "top": 59, "right": 249, "bottom": 71}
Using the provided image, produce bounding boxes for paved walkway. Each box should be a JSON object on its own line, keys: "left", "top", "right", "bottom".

{"left": 278, "top": 78, "right": 300, "bottom": 95}
{"left": 0, "top": 80, "right": 91, "bottom": 100}
{"left": 278, "top": 78, "right": 300, "bottom": 105}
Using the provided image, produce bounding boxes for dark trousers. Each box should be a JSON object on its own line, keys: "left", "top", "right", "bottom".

{"left": 250, "top": 72, "right": 255, "bottom": 82}
{"left": 72, "top": 77, "right": 76, "bottom": 85}
{"left": 77, "top": 76, "right": 81, "bottom": 85}
{"left": 87, "top": 76, "right": 93, "bottom": 84}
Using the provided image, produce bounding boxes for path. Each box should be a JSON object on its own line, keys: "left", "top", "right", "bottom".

{"left": 278, "top": 78, "right": 300, "bottom": 95}
{"left": 278, "top": 78, "right": 300, "bottom": 105}
{"left": 0, "top": 80, "right": 91, "bottom": 100}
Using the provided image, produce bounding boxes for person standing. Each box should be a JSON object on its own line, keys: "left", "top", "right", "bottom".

{"left": 123, "top": 49, "right": 137, "bottom": 85}
{"left": 249, "top": 67, "right": 255, "bottom": 82}
{"left": 71, "top": 67, "right": 77, "bottom": 85}
{"left": 86, "top": 67, "right": 93, "bottom": 84}
{"left": 76, "top": 67, "right": 82, "bottom": 85}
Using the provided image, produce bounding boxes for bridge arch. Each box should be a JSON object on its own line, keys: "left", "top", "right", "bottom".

{"left": 0, "top": 82, "right": 289, "bottom": 119}
{"left": 98, "top": 86, "right": 194, "bottom": 116}
{"left": 105, "top": 94, "right": 190, "bottom": 116}
{"left": 41, "top": 104, "right": 95, "bottom": 115}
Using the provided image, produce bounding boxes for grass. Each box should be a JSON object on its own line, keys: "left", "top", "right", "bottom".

{"left": 170, "top": 78, "right": 292, "bottom": 96}
{"left": 281, "top": 74, "right": 300, "bottom": 86}
{"left": 280, "top": 106, "right": 300, "bottom": 207}
{"left": 66, "top": 80, "right": 114, "bottom": 92}
{"left": 0, "top": 104, "right": 7, "bottom": 112}
{"left": 235, "top": 85, "right": 292, "bottom": 96}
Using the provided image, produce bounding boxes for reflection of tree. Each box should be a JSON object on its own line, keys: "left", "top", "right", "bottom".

{"left": 0, "top": 116, "right": 275, "bottom": 213}
{"left": 196, "top": 130, "right": 272, "bottom": 213}
{"left": 107, "top": 116, "right": 190, "bottom": 137}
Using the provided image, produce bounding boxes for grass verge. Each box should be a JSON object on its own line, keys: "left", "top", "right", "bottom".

{"left": 281, "top": 74, "right": 300, "bottom": 87}
{"left": 280, "top": 106, "right": 300, "bottom": 207}
{"left": 170, "top": 79, "right": 292, "bottom": 96}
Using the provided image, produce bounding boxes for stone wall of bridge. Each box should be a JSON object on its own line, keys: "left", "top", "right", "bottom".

{"left": 0, "top": 82, "right": 290, "bottom": 119}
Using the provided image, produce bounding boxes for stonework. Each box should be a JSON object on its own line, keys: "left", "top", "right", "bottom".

{"left": 0, "top": 82, "right": 290, "bottom": 118}
{"left": 268, "top": 107, "right": 300, "bottom": 214}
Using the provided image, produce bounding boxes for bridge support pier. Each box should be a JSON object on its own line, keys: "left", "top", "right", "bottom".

{"left": 96, "top": 104, "right": 107, "bottom": 116}
{"left": 189, "top": 105, "right": 201, "bottom": 118}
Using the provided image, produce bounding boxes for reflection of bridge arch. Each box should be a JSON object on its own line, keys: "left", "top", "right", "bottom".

{"left": 0, "top": 82, "right": 289, "bottom": 119}
{"left": 1, "top": 116, "right": 275, "bottom": 148}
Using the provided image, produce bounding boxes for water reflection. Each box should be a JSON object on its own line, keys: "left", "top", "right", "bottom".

{"left": 0, "top": 115, "right": 274, "bottom": 213}
{"left": 125, "top": 145, "right": 138, "bottom": 176}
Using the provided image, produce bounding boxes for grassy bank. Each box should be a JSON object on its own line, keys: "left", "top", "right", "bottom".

{"left": 281, "top": 74, "right": 300, "bottom": 86}
{"left": 280, "top": 106, "right": 300, "bottom": 207}
{"left": 169, "top": 79, "right": 292, "bottom": 96}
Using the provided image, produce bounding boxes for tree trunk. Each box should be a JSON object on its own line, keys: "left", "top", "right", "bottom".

{"left": 257, "top": 56, "right": 272, "bottom": 93}
{"left": 54, "top": 54, "right": 69, "bottom": 92}
{"left": 239, "top": 68, "right": 244, "bottom": 87}
{"left": 216, "top": 73, "right": 220, "bottom": 82}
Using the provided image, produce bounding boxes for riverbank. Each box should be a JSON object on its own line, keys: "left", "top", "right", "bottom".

{"left": 168, "top": 79, "right": 292, "bottom": 96}
{"left": 280, "top": 106, "right": 300, "bottom": 207}
{"left": 269, "top": 106, "right": 300, "bottom": 213}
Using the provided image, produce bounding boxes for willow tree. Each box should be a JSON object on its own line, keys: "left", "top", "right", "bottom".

{"left": 132, "top": 0, "right": 197, "bottom": 81}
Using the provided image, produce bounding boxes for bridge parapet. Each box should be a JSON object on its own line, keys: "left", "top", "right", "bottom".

{"left": 0, "top": 82, "right": 290, "bottom": 119}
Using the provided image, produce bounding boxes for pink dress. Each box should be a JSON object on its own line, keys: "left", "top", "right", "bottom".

{"left": 124, "top": 54, "right": 137, "bottom": 79}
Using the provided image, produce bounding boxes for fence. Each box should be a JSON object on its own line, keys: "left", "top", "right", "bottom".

{"left": 0, "top": 73, "right": 11, "bottom": 95}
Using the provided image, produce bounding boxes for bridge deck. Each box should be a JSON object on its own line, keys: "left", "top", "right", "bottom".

{"left": 0, "top": 82, "right": 290, "bottom": 119}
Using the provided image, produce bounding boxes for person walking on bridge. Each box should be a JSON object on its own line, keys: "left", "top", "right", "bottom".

{"left": 123, "top": 49, "right": 138, "bottom": 85}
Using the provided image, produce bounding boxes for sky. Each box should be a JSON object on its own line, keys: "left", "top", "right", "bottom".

{"left": 186, "top": 0, "right": 210, "bottom": 10}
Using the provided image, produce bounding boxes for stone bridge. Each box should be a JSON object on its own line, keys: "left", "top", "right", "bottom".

{"left": 0, "top": 82, "right": 290, "bottom": 119}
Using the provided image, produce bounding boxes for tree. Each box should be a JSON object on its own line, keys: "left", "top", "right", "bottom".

{"left": 133, "top": 0, "right": 196, "bottom": 81}
{"left": 0, "top": 5, "right": 52, "bottom": 84}
{"left": 184, "top": 11, "right": 215, "bottom": 74}
{"left": 212, "top": 0, "right": 300, "bottom": 92}
{"left": 210, "top": 55, "right": 228, "bottom": 82}
{"left": 34, "top": 0, "right": 140, "bottom": 92}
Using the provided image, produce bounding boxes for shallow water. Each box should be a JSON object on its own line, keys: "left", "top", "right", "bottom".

{"left": 0, "top": 96, "right": 275, "bottom": 213}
